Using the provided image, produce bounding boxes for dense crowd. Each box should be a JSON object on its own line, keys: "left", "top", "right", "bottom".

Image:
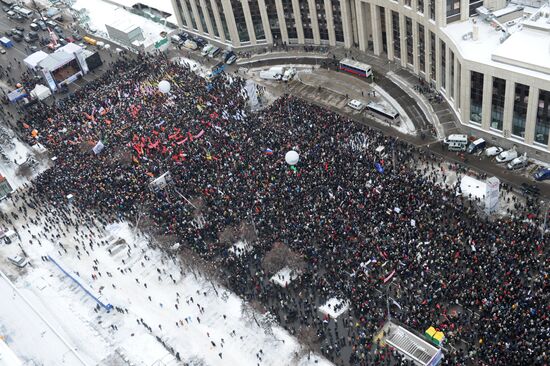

{"left": 17, "top": 53, "right": 548, "bottom": 365}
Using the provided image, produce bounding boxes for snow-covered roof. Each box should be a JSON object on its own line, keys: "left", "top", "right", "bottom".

{"left": 39, "top": 51, "right": 74, "bottom": 71}
{"left": 105, "top": 0, "right": 177, "bottom": 24}
{"left": 442, "top": 3, "right": 550, "bottom": 81}
{"left": 56, "top": 42, "right": 83, "bottom": 55}
{"left": 23, "top": 50, "right": 49, "bottom": 69}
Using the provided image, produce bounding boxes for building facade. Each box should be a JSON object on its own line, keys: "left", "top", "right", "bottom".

{"left": 171, "top": 0, "right": 550, "bottom": 156}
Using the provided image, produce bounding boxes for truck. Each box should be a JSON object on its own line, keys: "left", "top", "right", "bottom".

{"left": 260, "top": 69, "right": 282, "bottom": 81}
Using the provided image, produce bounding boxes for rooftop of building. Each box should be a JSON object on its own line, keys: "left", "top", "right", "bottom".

{"left": 442, "top": 2, "right": 550, "bottom": 82}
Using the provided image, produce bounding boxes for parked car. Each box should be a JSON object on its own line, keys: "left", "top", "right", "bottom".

{"left": 521, "top": 183, "right": 540, "bottom": 196}
{"left": 15, "top": 26, "right": 24, "bottom": 32}
{"left": 29, "top": 45, "right": 38, "bottom": 52}
{"left": 2, "top": 6, "right": 10, "bottom": 12}
{"left": 226, "top": 54, "right": 237, "bottom": 65}
{"left": 37, "top": 20, "right": 47, "bottom": 31}
{"left": 72, "top": 33, "right": 82, "bottom": 41}
{"left": 65, "top": 36, "right": 75, "bottom": 43}
{"left": 533, "top": 168, "right": 550, "bottom": 181}
{"left": 29, "top": 23, "right": 39, "bottom": 31}
{"left": 11, "top": 33, "right": 22, "bottom": 42}
{"left": 4, "top": 30, "right": 12, "bottom": 36}
{"left": 485, "top": 146, "right": 504, "bottom": 157}
{"left": 193, "top": 36, "right": 206, "bottom": 47}
{"left": 507, "top": 154, "right": 528, "bottom": 170}
{"left": 0, "top": 47, "right": 6, "bottom": 54}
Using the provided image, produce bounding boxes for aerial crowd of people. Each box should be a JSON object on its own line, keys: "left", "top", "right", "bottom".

{"left": 13, "top": 53, "right": 548, "bottom": 365}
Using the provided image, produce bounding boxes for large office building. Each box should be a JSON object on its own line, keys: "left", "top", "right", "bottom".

{"left": 171, "top": 0, "right": 550, "bottom": 156}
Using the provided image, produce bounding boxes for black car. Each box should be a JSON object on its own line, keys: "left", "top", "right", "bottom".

{"left": 2, "top": 5, "right": 10, "bottom": 12}
{"left": 193, "top": 36, "right": 206, "bottom": 47}
{"left": 15, "top": 26, "right": 24, "bottom": 32}
{"left": 12, "top": 34, "right": 22, "bottom": 42}
{"left": 5, "top": 30, "right": 12, "bottom": 36}
{"left": 37, "top": 20, "right": 47, "bottom": 31}
{"left": 521, "top": 183, "right": 540, "bottom": 196}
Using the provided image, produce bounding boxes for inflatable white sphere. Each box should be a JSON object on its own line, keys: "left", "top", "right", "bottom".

{"left": 285, "top": 150, "right": 299, "bottom": 165}
{"left": 158, "top": 80, "right": 171, "bottom": 94}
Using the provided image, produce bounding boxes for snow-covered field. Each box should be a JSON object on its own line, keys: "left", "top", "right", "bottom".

{"left": 0, "top": 195, "right": 332, "bottom": 366}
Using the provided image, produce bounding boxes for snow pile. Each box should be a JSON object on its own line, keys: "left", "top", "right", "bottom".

{"left": 270, "top": 267, "right": 299, "bottom": 288}
{"left": 318, "top": 298, "right": 350, "bottom": 319}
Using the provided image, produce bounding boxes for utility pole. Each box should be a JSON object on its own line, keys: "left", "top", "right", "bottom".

{"left": 542, "top": 200, "right": 549, "bottom": 241}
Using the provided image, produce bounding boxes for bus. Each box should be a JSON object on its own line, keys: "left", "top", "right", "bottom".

{"left": 366, "top": 101, "right": 400, "bottom": 122}
{"left": 339, "top": 58, "right": 373, "bottom": 78}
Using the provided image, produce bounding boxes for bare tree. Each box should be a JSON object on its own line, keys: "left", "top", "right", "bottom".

{"left": 297, "top": 326, "right": 320, "bottom": 359}
{"left": 179, "top": 247, "right": 200, "bottom": 279}
{"left": 15, "top": 163, "right": 33, "bottom": 178}
{"left": 218, "top": 225, "right": 238, "bottom": 245}
{"left": 262, "top": 242, "right": 306, "bottom": 274}
{"left": 238, "top": 221, "right": 257, "bottom": 243}
{"left": 241, "top": 299, "right": 265, "bottom": 327}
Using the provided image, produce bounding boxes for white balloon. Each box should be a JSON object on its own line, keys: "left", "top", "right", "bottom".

{"left": 285, "top": 150, "right": 299, "bottom": 165}
{"left": 158, "top": 80, "right": 171, "bottom": 94}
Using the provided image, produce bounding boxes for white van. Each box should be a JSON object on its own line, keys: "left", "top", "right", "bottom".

{"left": 443, "top": 134, "right": 468, "bottom": 151}
{"left": 201, "top": 44, "right": 213, "bottom": 56}
{"left": 496, "top": 149, "right": 518, "bottom": 163}
{"left": 282, "top": 67, "right": 296, "bottom": 82}
{"left": 8, "top": 255, "right": 27, "bottom": 268}
{"left": 260, "top": 70, "right": 282, "bottom": 80}
{"left": 347, "top": 99, "right": 366, "bottom": 111}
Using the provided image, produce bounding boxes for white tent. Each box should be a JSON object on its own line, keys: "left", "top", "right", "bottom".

{"left": 23, "top": 51, "right": 49, "bottom": 70}
{"left": 30, "top": 84, "right": 52, "bottom": 101}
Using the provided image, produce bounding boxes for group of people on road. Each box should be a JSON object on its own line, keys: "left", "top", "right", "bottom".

{"left": 13, "top": 53, "right": 548, "bottom": 366}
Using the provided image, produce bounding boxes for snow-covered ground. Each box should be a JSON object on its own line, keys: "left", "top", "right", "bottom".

{"left": 0, "top": 196, "right": 333, "bottom": 366}
{"left": 270, "top": 267, "right": 299, "bottom": 288}
{"left": 372, "top": 84, "right": 416, "bottom": 136}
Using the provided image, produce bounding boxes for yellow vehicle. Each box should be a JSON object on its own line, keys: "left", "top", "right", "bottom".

{"left": 83, "top": 36, "right": 97, "bottom": 46}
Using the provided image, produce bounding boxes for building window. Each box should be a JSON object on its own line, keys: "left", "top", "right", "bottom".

{"left": 379, "top": 7, "right": 387, "bottom": 54}
{"left": 491, "top": 77, "right": 506, "bottom": 131}
{"left": 249, "top": 0, "right": 265, "bottom": 41}
{"left": 204, "top": 0, "right": 219, "bottom": 37}
{"left": 418, "top": 0, "right": 424, "bottom": 14}
{"left": 214, "top": 0, "right": 231, "bottom": 41}
{"left": 429, "top": 31, "right": 436, "bottom": 81}
{"left": 196, "top": 3, "right": 209, "bottom": 33}
{"left": 404, "top": 0, "right": 411, "bottom": 7}
{"left": 535, "top": 89, "right": 550, "bottom": 145}
{"left": 440, "top": 40, "right": 446, "bottom": 89}
{"left": 449, "top": 50, "right": 454, "bottom": 99}
{"left": 332, "top": 0, "right": 344, "bottom": 42}
{"left": 470, "top": 71, "right": 484, "bottom": 123}
{"left": 281, "top": 0, "right": 297, "bottom": 40}
{"left": 446, "top": 0, "right": 461, "bottom": 22}
{"left": 429, "top": 0, "right": 435, "bottom": 20}
{"left": 299, "top": 1, "right": 313, "bottom": 40}
{"left": 406, "top": 17, "right": 413, "bottom": 64}
{"left": 231, "top": 0, "right": 250, "bottom": 42}
{"left": 265, "top": 0, "right": 280, "bottom": 42}
{"left": 418, "top": 23, "right": 425, "bottom": 72}
{"left": 469, "top": 0, "right": 483, "bottom": 16}
{"left": 316, "top": 0, "right": 328, "bottom": 41}
{"left": 174, "top": 0, "right": 188, "bottom": 28}
{"left": 183, "top": 0, "right": 198, "bottom": 30}
{"left": 392, "top": 11, "right": 400, "bottom": 59}
{"left": 456, "top": 62, "right": 461, "bottom": 109}
{"left": 512, "top": 83, "right": 530, "bottom": 138}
